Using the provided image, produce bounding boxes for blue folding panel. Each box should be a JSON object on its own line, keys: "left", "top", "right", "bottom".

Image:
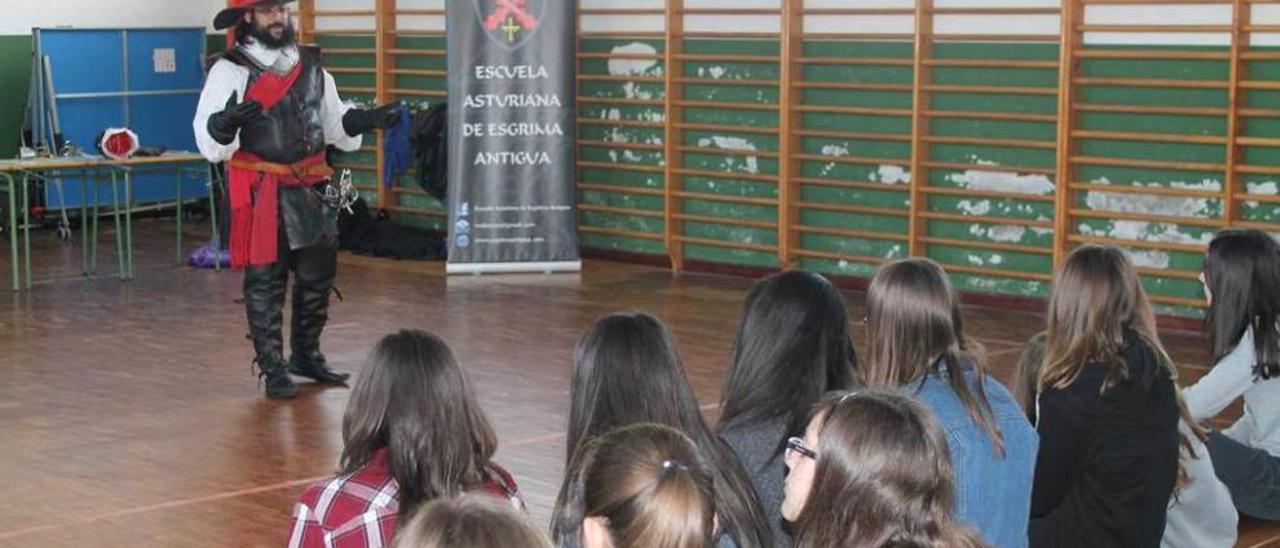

{"left": 36, "top": 28, "right": 208, "bottom": 210}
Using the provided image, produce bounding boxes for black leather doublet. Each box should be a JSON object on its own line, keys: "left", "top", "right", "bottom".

{"left": 223, "top": 45, "right": 326, "bottom": 164}
{"left": 223, "top": 45, "right": 337, "bottom": 251}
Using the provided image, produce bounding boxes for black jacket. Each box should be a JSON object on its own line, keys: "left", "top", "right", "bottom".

{"left": 1029, "top": 340, "right": 1180, "bottom": 548}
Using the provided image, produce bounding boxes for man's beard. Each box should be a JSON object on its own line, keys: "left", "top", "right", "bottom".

{"left": 248, "top": 20, "right": 296, "bottom": 49}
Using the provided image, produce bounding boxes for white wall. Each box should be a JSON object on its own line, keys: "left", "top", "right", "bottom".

{"left": 11, "top": 0, "right": 1271, "bottom": 45}
{"left": 572, "top": 0, "right": 1280, "bottom": 46}
{"left": 0, "top": 0, "right": 226, "bottom": 35}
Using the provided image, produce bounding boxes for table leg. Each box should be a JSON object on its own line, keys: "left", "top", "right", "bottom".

{"left": 3, "top": 173, "right": 17, "bottom": 292}
{"left": 110, "top": 170, "right": 125, "bottom": 281}
{"left": 91, "top": 172, "right": 100, "bottom": 274}
{"left": 22, "top": 173, "right": 31, "bottom": 290}
{"left": 124, "top": 170, "right": 133, "bottom": 280}
{"left": 80, "top": 170, "right": 89, "bottom": 276}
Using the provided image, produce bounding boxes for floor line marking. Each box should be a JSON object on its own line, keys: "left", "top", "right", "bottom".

{"left": 0, "top": 429, "right": 571, "bottom": 540}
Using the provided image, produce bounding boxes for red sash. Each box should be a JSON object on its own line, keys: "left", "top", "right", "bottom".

{"left": 226, "top": 62, "right": 329, "bottom": 268}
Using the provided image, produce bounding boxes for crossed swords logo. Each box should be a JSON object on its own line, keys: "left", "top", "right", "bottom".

{"left": 483, "top": 0, "right": 538, "bottom": 41}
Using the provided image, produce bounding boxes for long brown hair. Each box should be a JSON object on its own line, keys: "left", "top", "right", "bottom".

{"left": 1012, "top": 331, "right": 1049, "bottom": 423}
{"left": 553, "top": 312, "right": 772, "bottom": 548}
{"left": 1040, "top": 245, "right": 1204, "bottom": 471}
{"left": 1040, "top": 245, "right": 1176, "bottom": 391}
{"left": 392, "top": 494, "right": 552, "bottom": 548}
{"left": 341, "top": 329, "right": 498, "bottom": 520}
{"left": 862, "top": 258, "right": 1004, "bottom": 454}
{"left": 792, "top": 390, "right": 986, "bottom": 548}
{"left": 556, "top": 423, "right": 717, "bottom": 548}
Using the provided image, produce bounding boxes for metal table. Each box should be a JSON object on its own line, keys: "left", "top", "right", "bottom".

{"left": 0, "top": 152, "right": 216, "bottom": 291}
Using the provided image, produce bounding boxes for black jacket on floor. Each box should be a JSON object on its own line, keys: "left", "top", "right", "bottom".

{"left": 336, "top": 197, "right": 445, "bottom": 261}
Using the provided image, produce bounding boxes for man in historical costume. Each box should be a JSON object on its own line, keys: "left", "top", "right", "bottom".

{"left": 194, "top": 0, "right": 399, "bottom": 398}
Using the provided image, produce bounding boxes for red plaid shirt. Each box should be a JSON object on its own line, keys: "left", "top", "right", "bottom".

{"left": 286, "top": 449, "right": 522, "bottom": 548}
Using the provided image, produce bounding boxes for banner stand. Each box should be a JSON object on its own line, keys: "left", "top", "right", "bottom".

{"left": 445, "top": 0, "right": 579, "bottom": 275}
{"left": 446, "top": 261, "right": 582, "bottom": 275}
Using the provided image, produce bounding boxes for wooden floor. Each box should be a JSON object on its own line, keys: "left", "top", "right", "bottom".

{"left": 0, "top": 219, "right": 1276, "bottom": 547}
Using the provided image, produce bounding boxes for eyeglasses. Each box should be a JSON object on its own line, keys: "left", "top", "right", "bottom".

{"left": 785, "top": 436, "right": 816, "bottom": 461}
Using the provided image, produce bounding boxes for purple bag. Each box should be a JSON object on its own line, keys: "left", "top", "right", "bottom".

{"left": 188, "top": 240, "right": 230, "bottom": 269}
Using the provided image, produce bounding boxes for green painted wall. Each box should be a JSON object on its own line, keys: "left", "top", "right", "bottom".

{"left": 0, "top": 35, "right": 31, "bottom": 158}
{"left": 575, "top": 37, "right": 1280, "bottom": 316}
{"left": 207, "top": 33, "right": 225, "bottom": 59}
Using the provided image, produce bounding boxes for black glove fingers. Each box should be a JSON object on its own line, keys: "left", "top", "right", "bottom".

{"left": 233, "top": 100, "right": 266, "bottom": 124}
{"left": 374, "top": 101, "right": 402, "bottom": 126}
{"left": 207, "top": 93, "right": 264, "bottom": 145}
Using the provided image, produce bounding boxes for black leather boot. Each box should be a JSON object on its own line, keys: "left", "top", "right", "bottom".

{"left": 245, "top": 258, "right": 299, "bottom": 399}
{"left": 259, "top": 356, "right": 300, "bottom": 399}
{"left": 288, "top": 350, "right": 349, "bottom": 384}
{"left": 287, "top": 242, "right": 349, "bottom": 384}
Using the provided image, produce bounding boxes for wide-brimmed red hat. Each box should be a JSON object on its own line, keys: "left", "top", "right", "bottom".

{"left": 213, "top": 0, "right": 296, "bottom": 31}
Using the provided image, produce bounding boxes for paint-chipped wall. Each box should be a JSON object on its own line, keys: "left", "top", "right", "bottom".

{"left": 579, "top": 37, "right": 669, "bottom": 254}
{"left": 571, "top": 3, "right": 1280, "bottom": 316}
{"left": 310, "top": 0, "right": 1280, "bottom": 316}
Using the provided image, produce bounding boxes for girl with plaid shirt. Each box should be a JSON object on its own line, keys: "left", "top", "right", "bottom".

{"left": 287, "top": 330, "right": 523, "bottom": 547}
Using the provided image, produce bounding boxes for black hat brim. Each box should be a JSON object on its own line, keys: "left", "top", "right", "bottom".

{"left": 213, "top": 0, "right": 295, "bottom": 31}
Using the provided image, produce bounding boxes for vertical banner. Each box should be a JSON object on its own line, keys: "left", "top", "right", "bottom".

{"left": 446, "top": 0, "right": 580, "bottom": 274}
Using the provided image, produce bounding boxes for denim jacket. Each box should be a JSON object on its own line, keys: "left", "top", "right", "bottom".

{"left": 911, "top": 363, "right": 1039, "bottom": 548}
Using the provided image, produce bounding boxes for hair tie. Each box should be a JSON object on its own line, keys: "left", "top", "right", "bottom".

{"left": 660, "top": 459, "right": 686, "bottom": 476}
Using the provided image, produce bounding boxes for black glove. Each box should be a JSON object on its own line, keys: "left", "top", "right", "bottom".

{"left": 342, "top": 101, "right": 402, "bottom": 137}
{"left": 207, "top": 91, "right": 265, "bottom": 145}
